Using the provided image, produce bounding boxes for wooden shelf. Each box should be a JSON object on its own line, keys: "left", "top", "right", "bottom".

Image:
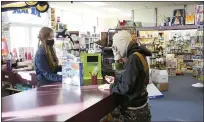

{"left": 137, "top": 25, "right": 197, "bottom": 31}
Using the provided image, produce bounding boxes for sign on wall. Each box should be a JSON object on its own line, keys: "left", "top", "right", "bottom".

{"left": 12, "top": 7, "right": 41, "bottom": 17}
{"left": 5, "top": 7, "right": 49, "bottom": 26}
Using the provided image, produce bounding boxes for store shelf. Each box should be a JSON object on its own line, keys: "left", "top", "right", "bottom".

{"left": 137, "top": 25, "right": 197, "bottom": 31}
{"left": 192, "top": 59, "right": 203, "bottom": 61}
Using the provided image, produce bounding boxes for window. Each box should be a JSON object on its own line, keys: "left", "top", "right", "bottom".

{"left": 9, "top": 25, "right": 43, "bottom": 58}
{"left": 10, "top": 26, "right": 29, "bottom": 56}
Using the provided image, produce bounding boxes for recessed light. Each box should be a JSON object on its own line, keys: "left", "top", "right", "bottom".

{"left": 82, "top": 2, "right": 107, "bottom": 7}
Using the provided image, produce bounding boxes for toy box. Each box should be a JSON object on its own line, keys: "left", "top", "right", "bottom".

{"left": 62, "top": 61, "right": 84, "bottom": 86}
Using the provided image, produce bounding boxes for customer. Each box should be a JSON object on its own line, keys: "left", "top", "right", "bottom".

{"left": 99, "top": 30, "right": 152, "bottom": 122}
{"left": 34, "top": 27, "right": 62, "bottom": 87}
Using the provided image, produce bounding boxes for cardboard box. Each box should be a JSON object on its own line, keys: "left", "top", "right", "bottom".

{"left": 151, "top": 69, "right": 168, "bottom": 83}
{"left": 62, "top": 61, "right": 84, "bottom": 86}
{"left": 154, "top": 82, "right": 169, "bottom": 91}
{"left": 151, "top": 69, "right": 169, "bottom": 91}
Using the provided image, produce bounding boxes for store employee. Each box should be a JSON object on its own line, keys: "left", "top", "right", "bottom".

{"left": 34, "top": 27, "right": 62, "bottom": 87}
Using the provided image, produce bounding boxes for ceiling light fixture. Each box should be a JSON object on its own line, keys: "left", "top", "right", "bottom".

{"left": 82, "top": 2, "right": 107, "bottom": 7}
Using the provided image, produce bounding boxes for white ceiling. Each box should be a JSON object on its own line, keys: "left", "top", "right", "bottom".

{"left": 49, "top": 2, "right": 200, "bottom": 18}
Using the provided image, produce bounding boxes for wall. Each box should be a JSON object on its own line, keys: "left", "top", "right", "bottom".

{"left": 134, "top": 8, "right": 155, "bottom": 27}
{"left": 133, "top": 4, "right": 197, "bottom": 27}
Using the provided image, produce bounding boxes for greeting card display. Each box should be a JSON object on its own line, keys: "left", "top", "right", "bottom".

{"left": 62, "top": 61, "right": 84, "bottom": 86}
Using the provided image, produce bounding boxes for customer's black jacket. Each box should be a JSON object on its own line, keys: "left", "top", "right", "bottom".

{"left": 110, "top": 42, "right": 152, "bottom": 107}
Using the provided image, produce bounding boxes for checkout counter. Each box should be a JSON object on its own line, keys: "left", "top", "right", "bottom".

{"left": 2, "top": 47, "right": 163, "bottom": 121}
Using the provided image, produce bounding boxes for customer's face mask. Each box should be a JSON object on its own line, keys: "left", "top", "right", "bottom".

{"left": 112, "top": 45, "right": 122, "bottom": 61}
{"left": 46, "top": 39, "right": 55, "bottom": 46}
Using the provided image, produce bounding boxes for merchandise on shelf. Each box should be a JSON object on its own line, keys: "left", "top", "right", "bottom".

{"left": 166, "top": 54, "right": 177, "bottom": 76}
{"left": 80, "top": 32, "right": 101, "bottom": 53}
{"left": 138, "top": 31, "right": 166, "bottom": 70}
{"left": 192, "top": 25, "right": 203, "bottom": 83}
{"left": 176, "top": 55, "right": 184, "bottom": 75}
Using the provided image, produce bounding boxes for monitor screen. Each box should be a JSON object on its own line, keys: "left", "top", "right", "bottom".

{"left": 87, "top": 56, "right": 98, "bottom": 62}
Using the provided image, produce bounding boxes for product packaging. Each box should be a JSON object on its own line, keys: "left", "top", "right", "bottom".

{"left": 62, "top": 61, "right": 84, "bottom": 86}
{"left": 185, "top": 13, "right": 195, "bottom": 25}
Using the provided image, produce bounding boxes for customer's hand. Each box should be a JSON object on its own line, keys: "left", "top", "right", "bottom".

{"left": 98, "top": 83, "right": 110, "bottom": 90}
{"left": 105, "top": 75, "right": 115, "bottom": 84}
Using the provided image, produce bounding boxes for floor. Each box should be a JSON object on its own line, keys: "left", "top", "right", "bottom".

{"left": 149, "top": 73, "right": 204, "bottom": 121}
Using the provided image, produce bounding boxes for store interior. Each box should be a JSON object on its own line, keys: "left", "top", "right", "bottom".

{"left": 1, "top": 1, "right": 204, "bottom": 121}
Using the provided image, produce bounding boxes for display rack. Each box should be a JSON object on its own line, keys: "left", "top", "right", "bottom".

{"left": 166, "top": 54, "right": 177, "bottom": 76}
{"left": 137, "top": 30, "right": 166, "bottom": 70}
{"left": 192, "top": 25, "right": 204, "bottom": 83}
{"left": 80, "top": 32, "right": 101, "bottom": 53}
{"left": 137, "top": 25, "right": 198, "bottom": 74}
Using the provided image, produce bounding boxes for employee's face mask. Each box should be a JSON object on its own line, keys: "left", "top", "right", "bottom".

{"left": 46, "top": 39, "right": 55, "bottom": 46}
{"left": 46, "top": 32, "right": 55, "bottom": 46}
{"left": 112, "top": 45, "right": 122, "bottom": 61}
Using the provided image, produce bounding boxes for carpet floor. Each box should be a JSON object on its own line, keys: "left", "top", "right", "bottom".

{"left": 149, "top": 73, "right": 204, "bottom": 121}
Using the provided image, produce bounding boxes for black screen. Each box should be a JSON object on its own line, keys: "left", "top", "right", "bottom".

{"left": 87, "top": 56, "right": 98, "bottom": 62}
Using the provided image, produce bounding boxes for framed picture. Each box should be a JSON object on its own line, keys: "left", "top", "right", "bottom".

{"left": 173, "top": 9, "right": 185, "bottom": 17}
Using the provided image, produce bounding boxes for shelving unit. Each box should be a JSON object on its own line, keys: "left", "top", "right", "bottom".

{"left": 138, "top": 30, "right": 166, "bottom": 70}
{"left": 192, "top": 25, "right": 204, "bottom": 83}
{"left": 137, "top": 25, "right": 198, "bottom": 75}
{"left": 80, "top": 32, "right": 101, "bottom": 53}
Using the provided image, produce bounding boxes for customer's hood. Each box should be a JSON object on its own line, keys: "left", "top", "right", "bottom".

{"left": 127, "top": 42, "right": 152, "bottom": 57}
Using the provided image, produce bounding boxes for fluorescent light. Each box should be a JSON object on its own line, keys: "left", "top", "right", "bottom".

{"left": 104, "top": 8, "right": 121, "bottom": 12}
{"left": 82, "top": 2, "right": 107, "bottom": 6}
